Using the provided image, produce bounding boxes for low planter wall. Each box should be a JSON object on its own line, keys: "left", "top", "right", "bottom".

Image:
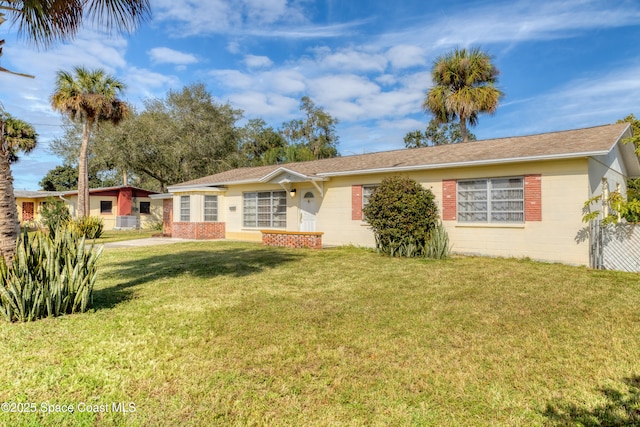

{"left": 261, "top": 230, "right": 323, "bottom": 249}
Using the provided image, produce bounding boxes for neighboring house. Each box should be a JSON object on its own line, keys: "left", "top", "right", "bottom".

{"left": 15, "top": 190, "right": 59, "bottom": 224}
{"left": 166, "top": 123, "right": 640, "bottom": 266}
{"left": 16, "top": 186, "right": 163, "bottom": 230}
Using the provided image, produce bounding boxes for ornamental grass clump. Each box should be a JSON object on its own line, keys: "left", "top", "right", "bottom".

{"left": 0, "top": 228, "right": 102, "bottom": 322}
{"left": 71, "top": 215, "right": 104, "bottom": 239}
{"left": 363, "top": 175, "right": 449, "bottom": 258}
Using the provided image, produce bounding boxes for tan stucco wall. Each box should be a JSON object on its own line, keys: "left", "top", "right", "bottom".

{"left": 310, "top": 159, "right": 590, "bottom": 265}
{"left": 138, "top": 199, "right": 163, "bottom": 229}
{"left": 173, "top": 158, "right": 593, "bottom": 265}
{"left": 62, "top": 195, "right": 162, "bottom": 230}
{"left": 16, "top": 197, "right": 52, "bottom": 223}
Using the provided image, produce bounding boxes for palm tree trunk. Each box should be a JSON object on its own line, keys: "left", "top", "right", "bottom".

{"left": 78, "top": 121, "right": 92, "bottom": 217}
{"left": 0, "top": 127, "right": 19, "bottom": 267}
{"left": 460, "top": 117, "right": 469, "bottom": 143}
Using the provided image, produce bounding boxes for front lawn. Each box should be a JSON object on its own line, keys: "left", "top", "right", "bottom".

{"left": 91, "top": 229, "right": 157, "bottom": 244}
{"left": 1, "top": 242, "right": 639, "bottom": 426}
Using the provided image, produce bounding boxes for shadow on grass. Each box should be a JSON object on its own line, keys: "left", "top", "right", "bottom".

{"left": 92, "top": 247, "right": 304, "bottom": 310}
{"left": 543, "top": 376, "right": 640, "bottom": 426}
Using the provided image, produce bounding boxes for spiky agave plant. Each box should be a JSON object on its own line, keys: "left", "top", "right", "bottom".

{"left": 0, "top": 228, "right": 103, "bottom": 322}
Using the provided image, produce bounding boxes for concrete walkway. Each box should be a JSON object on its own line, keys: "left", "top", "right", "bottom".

{"left": 102, "top": 237, "right": 193, "bottom": 249}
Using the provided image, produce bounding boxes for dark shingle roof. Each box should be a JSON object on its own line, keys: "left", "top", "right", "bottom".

{"left": 171, "top": 123, "right": 634, "bottom": 189}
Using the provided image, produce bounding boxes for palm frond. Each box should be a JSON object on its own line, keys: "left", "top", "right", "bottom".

{"left": 8, "top": 0, "right": 150, "bottom": 48}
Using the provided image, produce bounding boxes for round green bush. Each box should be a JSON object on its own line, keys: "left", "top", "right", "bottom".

{"left": 363, "top": 175, "right": 440, "bottom": 257}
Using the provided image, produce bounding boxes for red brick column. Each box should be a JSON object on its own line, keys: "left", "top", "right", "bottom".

{"left": 524, "top": 175, "right": 542, "bottom": 221}
{"left": 352, "top": 185, "right": 363, "bottom": 220}
{"left": 442, "top": 179, "right": 457, "bottom": 221}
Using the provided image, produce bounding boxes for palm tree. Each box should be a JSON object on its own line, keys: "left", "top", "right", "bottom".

{"left": 0, "top": 113, "right": 37, "bottom": 265}
{"left": 0, "top": 1, "right": 150, "bottom": 48}
{"left": 51, "top": 67, "right": 130, "bottom": 217}
{"left": 0, "top": 0, "right": 149, "bottom": 264}
{"left": 423, "top": 47, "right": 503, "bottom": 142}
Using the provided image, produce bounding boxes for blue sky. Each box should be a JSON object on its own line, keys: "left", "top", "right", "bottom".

{"left": 1, "top": 0, "right": 640, "bottom": 189}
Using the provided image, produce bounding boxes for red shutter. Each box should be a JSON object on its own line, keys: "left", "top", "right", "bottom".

{"left": 524, "top": 175, "right": 542, "bottom": 221}
{"left": 442, "top": 180, "right": 457, "bottom": 221}
{"left": 352, "top": 185, "right": 363, "bottom": 220}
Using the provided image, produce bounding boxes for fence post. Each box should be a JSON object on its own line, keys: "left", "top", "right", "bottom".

{"left": 589, "top": 220, "right": 603, "bottom": 269}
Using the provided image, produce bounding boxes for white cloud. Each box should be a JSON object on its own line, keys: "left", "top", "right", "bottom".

{"left": 227, "top": 92, "right": 298, "bottom": 119}
{"left": 243, "top": 55, "right": 273, "bottom": 69}
{"left": 152, "top": 0, "right": 235, "bottom": 36}
{"left": 261, "top": 70, "right": 306, "bottom": 94}
{"left": 309, "top": 74, "right": 380, "bottom": 103}
{"left": 378, "top": 0, "right": 640, "bottom": 52}
{"left": 122, "top": 67, "right": 182, "bottom": 104}
{"left": 151, "top": 0, "right": 347, "bottom": 38}
{"left": 309, "top": 47, "right": 388, "bottom": 73}
{"left": 386, "top": 45, "right": 427, "bottom": 69}
{"left": 209, "top": 69, "right": 256, "bottom": 90}
{"left": 148, "top": 47, "right": 198, "bottom": 65}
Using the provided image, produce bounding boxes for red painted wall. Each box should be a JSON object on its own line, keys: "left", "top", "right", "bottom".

{"left": 117, "top": 187, "right": 133, "bottom": 216}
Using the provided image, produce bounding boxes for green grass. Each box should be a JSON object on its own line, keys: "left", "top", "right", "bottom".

{"left": 1, "top": 242, "right": 639, "bottom": 426}
{"left": 91, "top": 229, "right": 157, "bottom": 244}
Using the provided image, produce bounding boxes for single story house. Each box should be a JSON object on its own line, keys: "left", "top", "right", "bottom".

{"left": 165, "top": 123, "right": 640, "bottom": 266}
{"left": 15, "top": 186, "right": 163, "bottom": 230}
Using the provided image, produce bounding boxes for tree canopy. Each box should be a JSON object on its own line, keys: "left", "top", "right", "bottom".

{"left": 51, "top": 66, "right": 130, "bottom": 217}
{"left": 0, "top": 0, "right": 150, "bottom": 264}
{"left": 0, "top": 112, "right": 37, "bottom": 264}
{"left": 1, "top": 0, "right": 150, "bottom": 48}
{"left": 39, "top": 164, "right": 114, "bottom": 191}
{"left": 49, "top": 92, "right": 341, "bottom": 190}
{"left": 86, "top": 83, "right": 243, "bottom": 192}
{"left": 424, "top": 47, "right": 503, "bottom": 142}
{"left": 404, "top": 118, "right": 476, "bottom": 148}
{"left": 281, "top": 96, "right": 339, "bottom": 159}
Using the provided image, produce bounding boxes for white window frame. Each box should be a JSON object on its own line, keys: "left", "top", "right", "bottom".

{"left": 243, "top": 191, "right": 287, "bottom": 228}
{"left": 180, "top": 196, "right": 190, "bottom": 222}
{"left": 203, "top": 195, "right": 218, "bottom": 222}
{"left": 457, "top": 177, "right": 525, "bottom": 223}
{"left": 362, "top": 185, "right": 379, "bottom": 210}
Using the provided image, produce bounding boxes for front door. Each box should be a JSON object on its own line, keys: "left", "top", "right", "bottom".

{"left": 22, "top": 202, "right": 34, "bottom": 221}
{"left": 300, "top": 191, "right": 316, "bottom": 232}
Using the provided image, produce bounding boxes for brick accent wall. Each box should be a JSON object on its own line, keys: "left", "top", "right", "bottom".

{"left": 172, "top": 222, "right": 226, "bottom": 239}
{"left": 442, "top": 179, "right": 457, "bottom": 221}
{"left": 352, "top": 185, "right": 363, "bottom": 220}
{"left": 163, "top": 199, "right": 173, "bottom": 237}
{"left": 524, "top": 174, "right": 542, "bottom": 221}
{"left": 261, "top": 230, "right": 323, "bottom": 249}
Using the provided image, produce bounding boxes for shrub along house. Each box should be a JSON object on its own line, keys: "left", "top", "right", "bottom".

{"left": 15, "top": 186, "right": 162, "bottom": 230}
{"left": 166, "top": 123, "right": 640, "bottom": 266}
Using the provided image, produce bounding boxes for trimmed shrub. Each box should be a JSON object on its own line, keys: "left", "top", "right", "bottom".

{"left": 363, "top": 175, "right": 446, "bottom": 258}
{"left": 40, "top": 196, "right": 71, "bottom": 238}
{"left": 71, "top": 216, "right": 104, "bottom": 239}
{"left": 0, "top": 228, "right": 102, "bottom": 322}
